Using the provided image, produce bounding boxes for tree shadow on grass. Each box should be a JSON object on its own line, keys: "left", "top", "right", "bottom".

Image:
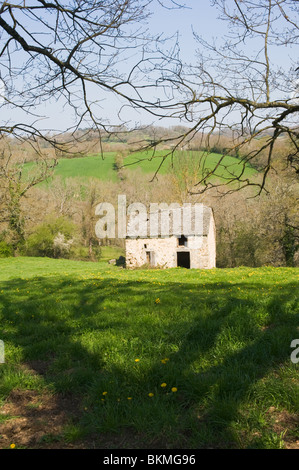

{"left": 0, "top": 273, "right": 298, "bottom": 448}
{"left": 173, "top": 294, "right": 298, "bottom": 447}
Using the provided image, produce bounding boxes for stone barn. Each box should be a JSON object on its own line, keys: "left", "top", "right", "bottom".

{"left": 125, "top": 204, "right": 216, "bottom": 269}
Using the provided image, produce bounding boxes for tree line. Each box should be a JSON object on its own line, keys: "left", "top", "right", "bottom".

{"left": 0, "top": 133, "right": 297, "bottom": 267}
{"left": 0, "top": 1, "right": 298, "bottom": 266}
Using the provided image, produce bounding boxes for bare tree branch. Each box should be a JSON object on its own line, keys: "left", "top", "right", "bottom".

{"left": 149, "top": 0, "right": 299, "bottom": 195}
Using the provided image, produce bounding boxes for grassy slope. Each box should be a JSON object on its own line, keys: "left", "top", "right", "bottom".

{"left": 24, "top": 150, "right": 257, "bottom": 185}
{"left": 0, "top": 257, "right": 298, "bottom": 449}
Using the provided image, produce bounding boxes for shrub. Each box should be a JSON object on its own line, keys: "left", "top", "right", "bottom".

{"left": 26, "top": 216, "right": 76, "bottom": 258}
{"left": 0, "top": 241, "right": 13, "bottom": 258}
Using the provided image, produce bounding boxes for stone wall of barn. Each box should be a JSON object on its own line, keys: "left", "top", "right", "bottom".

{"left": 125, "top": 232, "right": 216, "bottom": 269}
{"left": 125, "top": 237, "right": 178, "bottom": 268}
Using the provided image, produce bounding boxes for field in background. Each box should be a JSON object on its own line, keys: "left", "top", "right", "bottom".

{"left": 24, "top": 150, "right": 258, "bottom": 186}
{"left": 0, "top": 257, "right": 298, "bottom": 449}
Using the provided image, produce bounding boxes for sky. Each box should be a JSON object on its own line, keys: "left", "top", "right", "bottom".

{"left": 1, "top": 1, "right": 226, "bottom": 132}
{"left": 149, "top": 0, "right": 218, "bottom": 59}
{"left": 1, "top": 0, "right": 298, "bottom": 133}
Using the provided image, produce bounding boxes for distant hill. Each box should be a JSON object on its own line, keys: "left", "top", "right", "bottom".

{"left": 53, "top": 150, "right": 256, "bottom": 179}
{"left": 23, "top": 149, "right": 258, "bottom": 187}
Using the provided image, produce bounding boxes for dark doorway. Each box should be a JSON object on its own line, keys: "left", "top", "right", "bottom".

{"left": 177, "top": 251, "right": 190, "bottom": 268}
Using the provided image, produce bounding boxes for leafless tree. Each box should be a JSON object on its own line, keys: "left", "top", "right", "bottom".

{"left": 0, "top": 0, "right": 185, "bottom": 150}
{"left": 0, "top": 0, "right": 186, "bottom": 248}
{"left": 144, "top": 0, "right": 299, "bottom": 195}
{"left": 0, "top": 143, "right": 57, "bottom": 248}
{"left": 1, "top": 0, "right": 298, "bottom": 198}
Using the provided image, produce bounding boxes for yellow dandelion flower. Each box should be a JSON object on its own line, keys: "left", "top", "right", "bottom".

{"left": 10, "top": 444, "right": 15, "bottom": 449}
{"left": 102, "top": 391, "right": 108, "bottom": 396}
{"left": 171, "top": 387, "right": 178, "bottom": 393}
{"left": 148, "top": 393, "right": 154, "bottom": 397}
{"left": 155, "top": 298, "right": 160, "bottom": 304}
{"left": 161, "top": 382, "right": 167, "bottom": 388}
{"left": 135, "top": 358, "right": 140, "bottom": 362}
{"left": 127, "top": 397, "right": 132, "bottom": 400}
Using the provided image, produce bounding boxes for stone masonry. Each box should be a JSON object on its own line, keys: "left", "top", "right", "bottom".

{"left": 125, "top": 205, "right": 216, "bottom": 269}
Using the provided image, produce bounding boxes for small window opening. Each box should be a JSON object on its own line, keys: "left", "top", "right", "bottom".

{"left": 178, "top": 235, "right": 188, "bottom": 247}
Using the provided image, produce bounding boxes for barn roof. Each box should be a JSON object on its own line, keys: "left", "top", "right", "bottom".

{"left": 126, "top": 204, "right": 213, "bottom": 239}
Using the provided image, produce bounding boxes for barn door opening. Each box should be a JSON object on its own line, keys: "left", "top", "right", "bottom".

{"left": 146, "top": 251, "right": 156, "bottom": 267}
{"left": 177, "top": 251, "right": 190, "bottom": 269}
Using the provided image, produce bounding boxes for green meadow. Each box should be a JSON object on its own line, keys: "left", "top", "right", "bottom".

{"left": 23, "top": 150, "right": 257, "bottom": 185}
{"left": 0, "top": 257, "right": 298, "bottom": 449}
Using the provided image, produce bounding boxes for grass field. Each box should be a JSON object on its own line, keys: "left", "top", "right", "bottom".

{"left": 24, "top": 150, "right": 258, "bottom": 186}
{"left": 0, "top": 257, "right": 298, "bottom": 449}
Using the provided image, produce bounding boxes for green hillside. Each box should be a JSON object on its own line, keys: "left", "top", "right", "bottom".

{"left": 23, "top": 150, "right": 258, "bottom": 185}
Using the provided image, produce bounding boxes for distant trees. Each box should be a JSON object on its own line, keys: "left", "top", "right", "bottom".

{"left": 114, "top": 152, "right": 127, "bottom": 181}
{"left": 0, "top": 141, "right": 57, "bottom": 252}
{"left": 0, "top": 0, "right": 185, "bottom": 252}
{"left": 0, "top": 1, "right": 298, "bottom": 264}
{"left": 0, "top": 145, "right": 297, "bottom": 266}
{"left": 210, "top": 170, "right": 299, "bottom": 268}
{"left": 159, "top": 0, "right": 299, "bottom": 194}
{"left": 1, "top": 0, "right": 297, "bottom": 195}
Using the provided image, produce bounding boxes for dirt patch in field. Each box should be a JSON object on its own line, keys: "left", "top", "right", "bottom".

{"left": 0, "top": 359, "right": 84, "bottom": 449}
{"left": 0, "top": 361, "right": 178, "bottom": 449}
{"left": 266, "top": 406, "right": 299, "bottom": 449}
{"left": 1, "top": 368, "right": 298, "bottom": 449}
{"left": 0, "top": 388, "right": 170, "bottom": 449}
{"left": 0, "top": 389, "right": 83, "bottom": 449}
